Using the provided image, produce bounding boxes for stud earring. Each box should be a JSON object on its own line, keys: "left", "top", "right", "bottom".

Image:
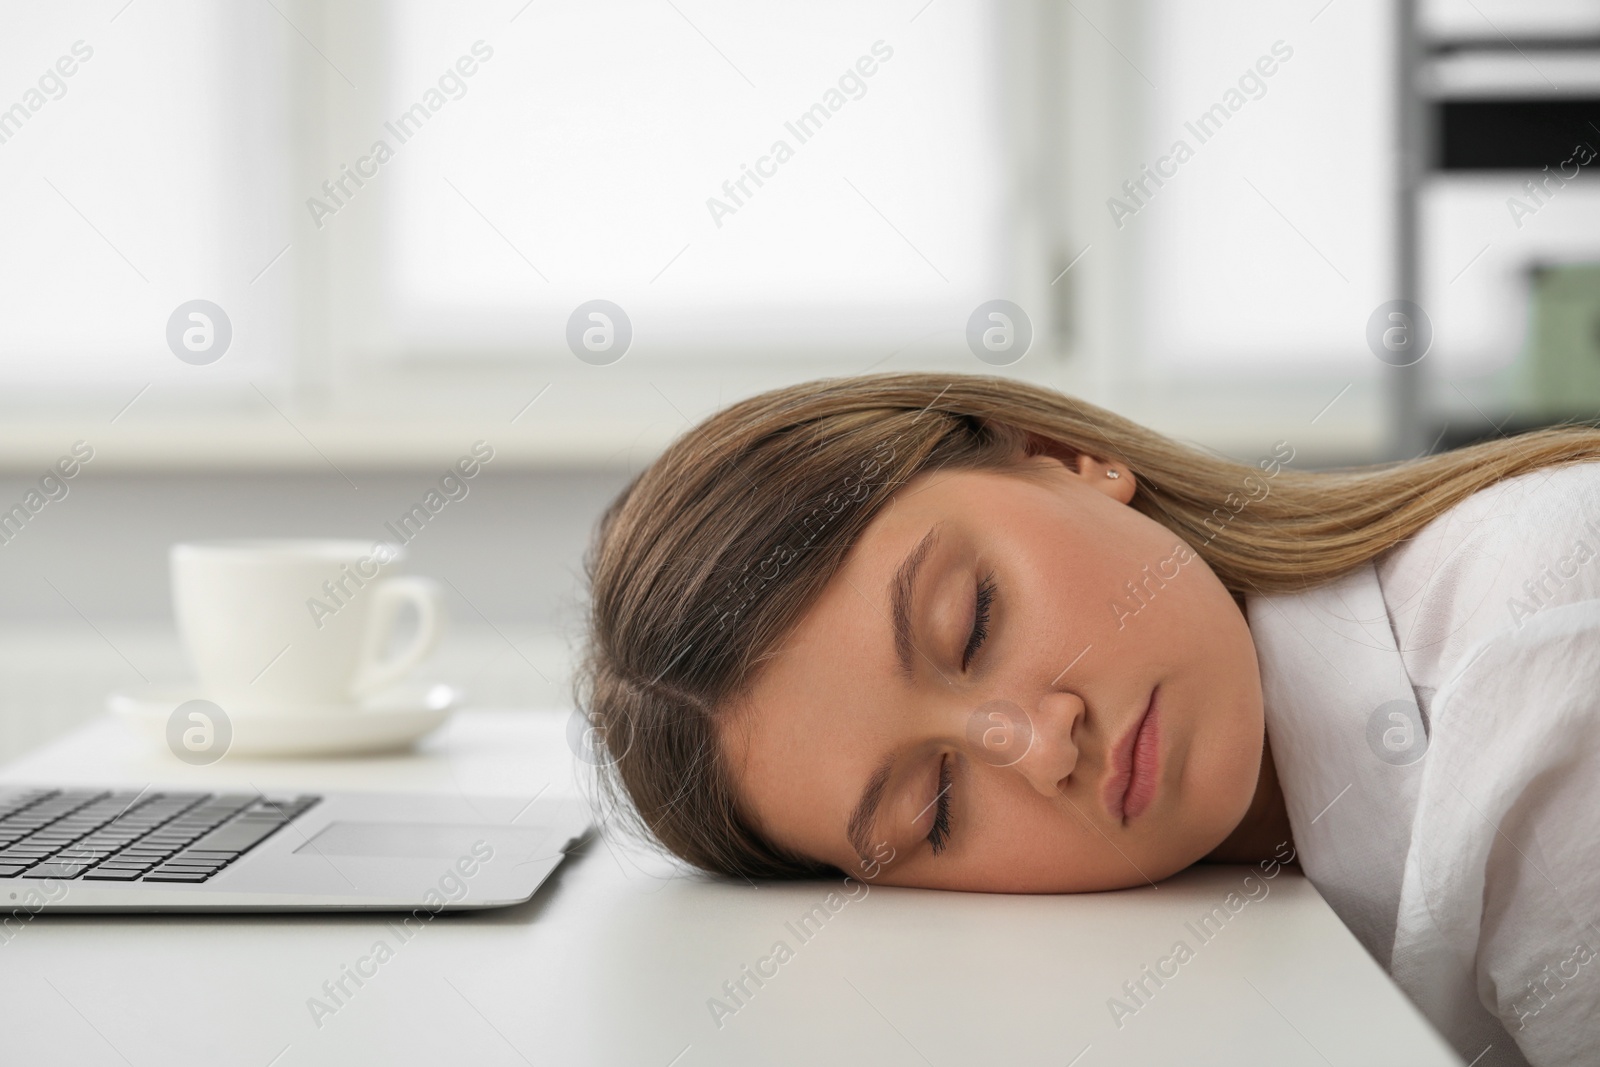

{"left": 1106, "top": 470, "right": 1121, "bottom": 479}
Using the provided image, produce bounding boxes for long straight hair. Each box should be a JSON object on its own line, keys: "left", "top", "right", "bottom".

{"left": 578, "top": 373, "right": 1600, "bottom": 879}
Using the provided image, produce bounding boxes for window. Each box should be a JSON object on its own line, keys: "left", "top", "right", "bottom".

{"left": 2, "top": 1, "right": 1050, "bottom": 421}
{"left": 1135, "top": 0, "right": 1394, "bottom": 375}
{"left": 0, "top": 2, "right": 293, "bottom": 397}
{"left": 318, "top": 0, "right": 1047, "bottom": 371}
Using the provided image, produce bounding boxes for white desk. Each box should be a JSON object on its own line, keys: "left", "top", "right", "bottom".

{"left": 1, "top": 710, "right": 1465, "bottom": 1067}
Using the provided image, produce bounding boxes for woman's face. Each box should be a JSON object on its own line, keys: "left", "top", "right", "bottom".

{"left": 721, "top": 451, "right": 1267, "bottom": 892}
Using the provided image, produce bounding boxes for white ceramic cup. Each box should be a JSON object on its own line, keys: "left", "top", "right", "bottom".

{"left": 170, "top": 539, "right": 445, "bottom": 710}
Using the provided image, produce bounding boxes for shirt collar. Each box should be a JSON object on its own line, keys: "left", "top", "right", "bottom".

{"left": 1245, "top": 560, "right": 1427, "bottom": 968}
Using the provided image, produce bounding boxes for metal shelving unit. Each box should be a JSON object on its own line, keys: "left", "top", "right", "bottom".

{"left": 1402, "top": 0, "right": 1600, "bottom": 453}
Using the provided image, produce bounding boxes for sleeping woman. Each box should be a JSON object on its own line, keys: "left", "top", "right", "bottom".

{"left": 577, "top": 372, "right": 1600, "bottom": 1067}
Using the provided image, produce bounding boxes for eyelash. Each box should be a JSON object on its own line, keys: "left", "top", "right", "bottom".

{"left": 927, "top": 754, "right": 954, "bottom": 854}
{"left": 934, "top": 572, "right": 992, "bottom": 857}
{"left": 930, "top": 571, "right": 994, "bottom": 855}
{"left": 961, "top": 570, "right": 997, "bottom": 670}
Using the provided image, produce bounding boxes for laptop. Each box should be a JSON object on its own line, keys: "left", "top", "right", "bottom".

{"left": 0, "top": 784, "right": 592, "bottom": 912}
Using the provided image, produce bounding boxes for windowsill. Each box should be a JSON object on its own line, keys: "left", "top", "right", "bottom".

{"left": 0, "top": 410, "right": 1387, "bottom": 473}
{"left": 0, "top": 417, "right": 676, "bottom": 472}
{"left": 0, "top": 385, "right": 1392, "bottom": 473}
{"left": 0, "top": 365, "right": 1392, "bottom": 472}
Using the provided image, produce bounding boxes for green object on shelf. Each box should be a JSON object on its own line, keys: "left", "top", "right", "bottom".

{"left": 1526, "top": 263, "right": 1600, "bottom": 418}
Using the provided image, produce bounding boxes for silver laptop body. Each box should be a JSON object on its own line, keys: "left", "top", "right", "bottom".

{"left": 0, "top": 784, "right": 591, "bottom": 913}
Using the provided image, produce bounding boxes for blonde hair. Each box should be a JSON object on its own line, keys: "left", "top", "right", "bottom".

{"left": 578, "top": 372, "right": 1600, "bottom": 879}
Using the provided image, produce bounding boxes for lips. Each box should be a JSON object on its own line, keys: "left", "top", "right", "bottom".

{"left": 1103, "top": 688, "right": 1161, "bottom": 823}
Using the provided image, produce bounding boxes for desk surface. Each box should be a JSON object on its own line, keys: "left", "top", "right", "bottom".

{"left": 0, "top": 710, "right": 1464, "bottom": 1067}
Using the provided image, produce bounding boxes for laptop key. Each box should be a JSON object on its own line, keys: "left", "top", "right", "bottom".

{"left": 143, "top": 871, "right": 211, "bottom": 882}
{"left": 24, "top": 862, "right": 91, "bottom": 878}
{"left": 164, "top": 858, "right": 224, "bottom": 868}
{"left": 189, "top": 820, "right": 288, "bottom": 853}
{"left": 0, "top": 788, "right": 321, "bottom": 890}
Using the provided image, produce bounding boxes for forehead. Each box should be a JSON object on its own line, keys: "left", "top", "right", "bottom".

{"left": 719, "top": 467, "right": 1010, "bottom": 855}
{"left": 752, "top": 466, "right": 997, "bottom": 679}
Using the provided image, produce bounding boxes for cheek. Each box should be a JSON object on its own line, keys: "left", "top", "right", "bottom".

{"left": 1166, "top": 637, "right": 1265, "bottom": 855}
{"left": 1021, "top": 503, "right": 1209, "bottom": 648}
{"left": 940, "top": 784, "right": 1187, "bottom": 892}
{"left": 1069, "top": 503, "right": 1246, "bottom": 659}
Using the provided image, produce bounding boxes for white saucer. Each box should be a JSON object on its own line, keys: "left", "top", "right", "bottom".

{"left": 108, "top": 682, "right": 461, "bottom": 758}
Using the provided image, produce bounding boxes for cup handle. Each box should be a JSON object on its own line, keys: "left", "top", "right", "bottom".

{"left": 351, "top": 577, "right": 446, "bottom": 698}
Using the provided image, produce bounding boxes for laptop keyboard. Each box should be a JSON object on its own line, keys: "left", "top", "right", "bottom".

{"left": 0, "top": 788, "right": 320, "bottom": 883}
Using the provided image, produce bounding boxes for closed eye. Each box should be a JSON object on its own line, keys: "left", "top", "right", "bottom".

{"left": 961, "top": 570, "right": 996, "bottom": 670}
{"left": 926, "top": 754, "right": 954, "bottom": 854}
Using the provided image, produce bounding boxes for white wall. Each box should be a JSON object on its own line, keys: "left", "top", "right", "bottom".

{"left": 0, "top": 465, "right": 631, "bottom": 762}
{"left": 0, "top": 466, "right": 631, "bottom": 625}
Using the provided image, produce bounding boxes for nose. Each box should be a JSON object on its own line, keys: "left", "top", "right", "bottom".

{"left": 1015, "top": 689, "right": 1085, "bottom": 796}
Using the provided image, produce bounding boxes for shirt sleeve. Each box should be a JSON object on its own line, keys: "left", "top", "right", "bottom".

{"left": 1377, "top": 462, "right": 1600, "bottom": 706}
{"left": 1388, "top": 599, "right": 1600, "bottom": 1067}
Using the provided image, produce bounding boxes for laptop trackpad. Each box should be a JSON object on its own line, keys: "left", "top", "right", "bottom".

{"left": 296, "top": 822, "right": 553, "bottom": 862}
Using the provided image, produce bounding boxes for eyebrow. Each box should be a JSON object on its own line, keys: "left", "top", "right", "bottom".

{"left": 846, "top": 751, "right": 896, "bottom": 867}
{"left": 890, "top": 525, "right": 942, "bottom": 680}
{"left": 844, "top": 524, "right": 942, "bottom": 865}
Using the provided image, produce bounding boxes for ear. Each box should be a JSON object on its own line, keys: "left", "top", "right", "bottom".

{"left": 1022, "top": 432, "right": 1136, "bottom": 504}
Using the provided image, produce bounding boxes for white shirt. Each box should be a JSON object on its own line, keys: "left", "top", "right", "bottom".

{"left": 1246, "top": 461, "right": 1600, "bottom": 1067}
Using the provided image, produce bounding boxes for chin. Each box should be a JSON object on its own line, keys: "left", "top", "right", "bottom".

{"left": 1144, "top": 843, "right": 1211, "bottom": 886}
{"left": 1181, "top": 699, "right": 1266, "bottom": 863}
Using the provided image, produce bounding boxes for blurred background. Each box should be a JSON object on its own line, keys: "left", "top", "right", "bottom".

{"left": 2, "top": 0, "right": 1598, "bottom": 759}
